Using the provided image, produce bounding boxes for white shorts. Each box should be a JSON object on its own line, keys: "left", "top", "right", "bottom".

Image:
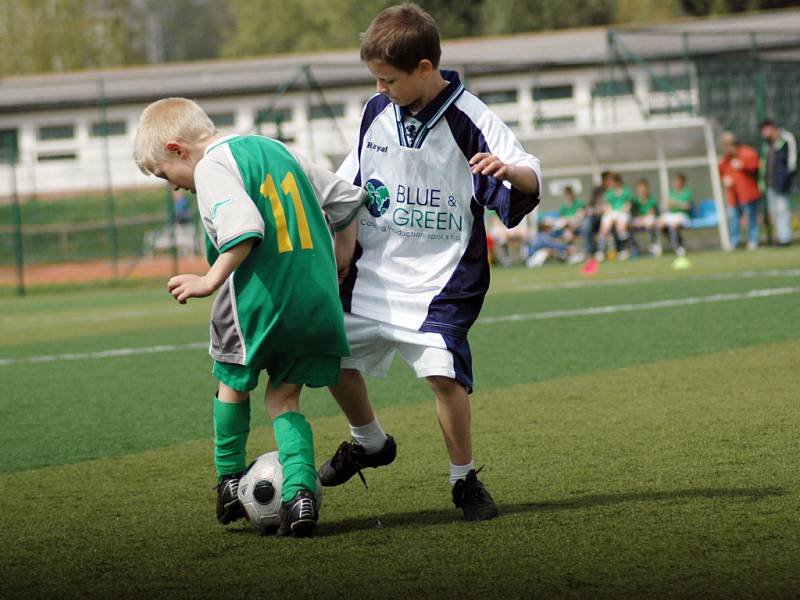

{"left": 659, "top": 212, "right": 690, "bottom": 228}
{"left": 601, "top": 210, "right": 630, "bottom": 228}
{"left": 341, "top": 312, "right": 474, "bottom": 392}
{"left": 632, "top": 214, "right": 656, "bottom": 228}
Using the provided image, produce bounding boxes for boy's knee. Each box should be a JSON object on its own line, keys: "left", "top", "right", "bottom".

{"left": 217, "top": 383, "right": 249, "bottom": 404}
{"left": 426, "top": 376, "right": 466, "bottom": 398}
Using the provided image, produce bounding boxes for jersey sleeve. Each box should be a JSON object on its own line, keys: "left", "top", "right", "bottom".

{"left": 195, "top": 151, "right": 264, "bottom": 253}
{"left": 286, "top": 147, "right": 366, "bottom": 231}
{"left": 472, "top": 110, "right": 542, "bottom": 228}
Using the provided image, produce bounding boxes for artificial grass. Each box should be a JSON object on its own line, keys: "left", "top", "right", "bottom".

{"left": 1, "top": 340, "right": 798, "bottom": 599}
{"left": 1, "top": 249, "right": 799, "bottom": 472}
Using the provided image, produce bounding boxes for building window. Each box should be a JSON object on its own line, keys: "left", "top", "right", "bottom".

{"left": 650, "top": 74, "right": 692, "bottom": 93}
{"left": 533, "top": 85, "right": 574, "bottom": 101}
{"left": 309, "top": 103, "right": 345, "bottom": 120}
{"left": 592, "top": 79, "right": 634, "bottom": 97}
{"left": 255, "top": 107, "right": 292, "bottom": 125}
{"left": 479, "top": 89, "right": 518, "bottom": 105}
{"left": 0, "top": 129, "right": 18, "bottom": 163}
{"left": 38, "top": 124, "right": 75, "bottom": 141}
{"left": 209, "top": 112, "right": 236, "bottom": 128}
{"left": 535, "top": 115, "right": 576, "bottom": 129}
{"left": 37, "top": 152, "right": 78, "bottom": 162}
{"left": 90, "top": 121, "right": 127, "bottom": 137}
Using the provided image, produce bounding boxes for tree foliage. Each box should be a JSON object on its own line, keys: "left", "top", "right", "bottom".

{"left": 0, "top": 0, "right": 796, "bottom": 76}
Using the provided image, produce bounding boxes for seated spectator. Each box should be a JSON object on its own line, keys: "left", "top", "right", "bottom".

{"left": 656, "top": 173, "right": 692, "bottom": 257}
{"left": 525, "top": 221, "right": 581, "bottom": 268}
{"left": 597, "top": 172, "right": 632, "bottom": 261}
{"left": 719, "top": 131, "right": 761, "bottom": 249}
{"left": 553, "top": 185, "right": 586, "bottom": 243}
{"left": 631, "top": 179, "right": 659, "bottom": 256}
{"left": 488, "top": 210, "right": 534, "bottom": 266}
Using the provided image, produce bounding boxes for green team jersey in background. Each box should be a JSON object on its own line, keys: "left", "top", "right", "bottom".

{"left": 634, "top": 196, "right": 658, "bottom": 216}
{"left": 194, "top": 135, "right": 364, "bottom": 368}
{"left": 668, "top": 188, "right": 692, "bottom": 214}
{"left": 604, "top": 186, "right": 633, "bottom": 211}
{"left": 559, "top": 199, "right": 586, "bottom": 218}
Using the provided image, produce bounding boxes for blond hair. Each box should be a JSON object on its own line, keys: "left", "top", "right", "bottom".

{"left": 134, "top": 97, "right": 216, "bottom": 175}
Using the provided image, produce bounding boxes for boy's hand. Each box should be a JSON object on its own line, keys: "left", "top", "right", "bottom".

{"left": 470, "top": 153, "right": 511, "bottom": 179}
{"left": 469, "top": 153, "right": 539, "bottom": 194}
{"left": 334, "top": 220, "right": 358, "bottom": 284}
{"left": 168, "top": 274, "right": 216, "bottom": 304}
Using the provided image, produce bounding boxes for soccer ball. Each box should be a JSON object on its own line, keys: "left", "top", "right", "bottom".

{"left": 237, "top": 451, "right": 322, "bottom": 532}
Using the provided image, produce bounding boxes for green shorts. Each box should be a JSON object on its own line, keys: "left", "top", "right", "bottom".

{"left": 213, "top": 354, "right": 341, "bottom": 392}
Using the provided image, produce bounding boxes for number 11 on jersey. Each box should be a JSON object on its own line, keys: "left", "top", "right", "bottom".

{"left": 260, "top": 171, "right": 314, "bottom": 253}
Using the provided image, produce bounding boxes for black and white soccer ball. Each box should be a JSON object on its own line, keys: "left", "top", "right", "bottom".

{"left": 237, "top": 451, "right": 322, "bottom": 532}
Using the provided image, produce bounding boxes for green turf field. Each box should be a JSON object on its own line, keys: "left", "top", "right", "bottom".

{"left": 1, "top": 248, "right": 799, "bottom": 599}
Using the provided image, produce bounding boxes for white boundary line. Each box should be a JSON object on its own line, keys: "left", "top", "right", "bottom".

{"left": 2, "top": 286, "right": 799, "bottom": 367}
{"left": 496, "top": 268, "right": 800, "bottom": 294}
{"left": 478, "top": 286, "right": 800, "bottom": 325}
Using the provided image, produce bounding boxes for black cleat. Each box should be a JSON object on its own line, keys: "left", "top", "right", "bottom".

{"left": 215, "top": 473, "right": 245, "bottom": 525}
{"left": 452, "top": 468, "right": 498, "bottom": 522}
{"left": 317, "top": 435, "right": 397, "bottom": 487}
{"left": 276, "top": 489, "right": 319, "bottom": 537}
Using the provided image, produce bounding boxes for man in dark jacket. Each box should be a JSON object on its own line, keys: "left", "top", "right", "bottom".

{"left": 760, "top": 119, "right": 797, "bottom": 246}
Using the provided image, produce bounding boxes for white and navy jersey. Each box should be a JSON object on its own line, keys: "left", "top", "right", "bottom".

{"left": 338, "top": 70, "right": 541, "bottom": 338}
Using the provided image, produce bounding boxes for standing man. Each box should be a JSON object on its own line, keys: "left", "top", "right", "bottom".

{"left": 760, "top": 119, "right": 797, "bottom": 246}
{"left": 719, "top": 131, "right": 761, "bottom": 250}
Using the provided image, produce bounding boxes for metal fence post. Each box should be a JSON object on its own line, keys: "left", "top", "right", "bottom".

{"left": 9, "top": 143, "right": 25, "bottom": 296}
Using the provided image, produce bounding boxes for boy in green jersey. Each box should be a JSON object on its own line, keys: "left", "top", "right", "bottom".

{"left": 134, "top": 97, "right": 364, "bottom": 537}
{"left": 555, "top": 185, "right": 586, "bottom": 243}
{"left": 657, "top": 173, "right": 692, "bottom": 256}
{"left": 597, "top": 172, "right": 633, "bottom": 260}
{"left": 631, "top": 179, "right": 659, "bottom": 255}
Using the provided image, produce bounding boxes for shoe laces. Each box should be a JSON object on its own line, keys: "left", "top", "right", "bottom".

{"left": 330, "top": 441, "right": 369, "bottom": 489}
{"left": 454, "top": 467, "right": 489, "bottom": 506}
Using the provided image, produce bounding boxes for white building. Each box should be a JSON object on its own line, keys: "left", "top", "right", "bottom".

{"left": 0, "top": 9, "right": 798, "bottom": 202}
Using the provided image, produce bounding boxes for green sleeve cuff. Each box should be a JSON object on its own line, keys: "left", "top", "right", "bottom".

{"left": 219, "top": 231, "right": 263, "bottom": 253}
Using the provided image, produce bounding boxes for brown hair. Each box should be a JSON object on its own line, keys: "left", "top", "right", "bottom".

{"left": 360, "top": 3, "right": 441, "bottom": 73}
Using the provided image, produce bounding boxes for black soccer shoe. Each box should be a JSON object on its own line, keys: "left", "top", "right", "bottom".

{"left": 215, "top": 473, "right": 245, "bottom": 525}
{"left": 452, "top": 469, "right": 498, "bottom": 522}
{"left": 317, "top": 435, "right": 397, "bottom": 488}
{"left": 276, "top": 489, "right": 319, "bottom": 537}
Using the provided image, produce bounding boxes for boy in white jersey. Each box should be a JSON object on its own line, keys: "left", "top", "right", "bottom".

{"left": 317, "top": 3, "right": 541, "bottom": 521}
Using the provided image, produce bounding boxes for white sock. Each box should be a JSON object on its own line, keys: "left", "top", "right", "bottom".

{"left": 349, "top": 418, "right": 388, "bottom": 453}
{"left": 450, "top": 460, "right": 474, "bottom": 487}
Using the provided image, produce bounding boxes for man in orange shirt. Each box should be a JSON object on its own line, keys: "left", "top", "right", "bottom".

{"left": 719, "top": 131, "right": 761, "bottom": 249}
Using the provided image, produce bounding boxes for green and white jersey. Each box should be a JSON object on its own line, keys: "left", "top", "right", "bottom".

{"left": 604, "top": 186, "right": 633, "bottom": 211}
{"left": 195, "top": 135, "right": 364, "bottom": 366}
{"left": 634, "top": 196, "right": 658, "bottom": 216}
{"left": 668, "top": 188, "right": 692, "bottom": 215}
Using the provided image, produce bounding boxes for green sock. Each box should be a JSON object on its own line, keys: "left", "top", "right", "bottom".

{"left": 213, "top": 396, "right": 250, "bottom": 479}
{"left": 273, "top": 411, "right": 316, "bottom": 502}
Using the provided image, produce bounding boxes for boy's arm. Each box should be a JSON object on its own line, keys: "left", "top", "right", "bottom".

{"left": 467, "top": 111, "right": 541, "bottom": 228}
{"left": 168, "top": 239, "right": 256, "bottom": 304}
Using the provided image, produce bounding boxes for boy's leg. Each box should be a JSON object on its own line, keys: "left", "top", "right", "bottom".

{"left": 266, "top": 380, "right": 318, "bottom": 537}
{"left": 318, "top": 316, "right": 398, "bottom": 487}
{"left": 213, "top": 381, "right": 251, "bottom": 525}
{"left": 427, "top": 376, "right": 498, "bottom": 522}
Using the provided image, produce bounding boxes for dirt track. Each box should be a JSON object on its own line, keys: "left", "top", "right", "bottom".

{"left": 0, "top": 255, "right": 208, "bottom": 287}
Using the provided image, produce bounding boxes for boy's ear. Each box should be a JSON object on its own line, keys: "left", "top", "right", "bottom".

{"left": 417, "top": 59, "right": 435, "bottom": 77}
{"left": 165, "top": 140, "right": 188, "bottom": 159}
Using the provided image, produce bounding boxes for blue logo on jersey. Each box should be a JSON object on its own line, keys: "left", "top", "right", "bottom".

{"left": 365, "top": 178, "right": 391, "bottom": 217}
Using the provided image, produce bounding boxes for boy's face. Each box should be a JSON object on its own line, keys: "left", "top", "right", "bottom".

{"left": 151, "top": 141, "right": 198, "bottom": 193}
{"left": 366, "top": 60, "right": 429, "bottom": 108}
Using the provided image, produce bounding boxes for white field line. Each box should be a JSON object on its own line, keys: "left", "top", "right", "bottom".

{"left": 0, "top": 342, "right": 208, "bottom": 367}
{"left": 496, "top": 268, "right": 800, "bottom": 294}
{"left": 477, "top": 286, "right": 800, "bottom": 325}
{"left": 2, "top": 285, "right": 799, "bottom": 367}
